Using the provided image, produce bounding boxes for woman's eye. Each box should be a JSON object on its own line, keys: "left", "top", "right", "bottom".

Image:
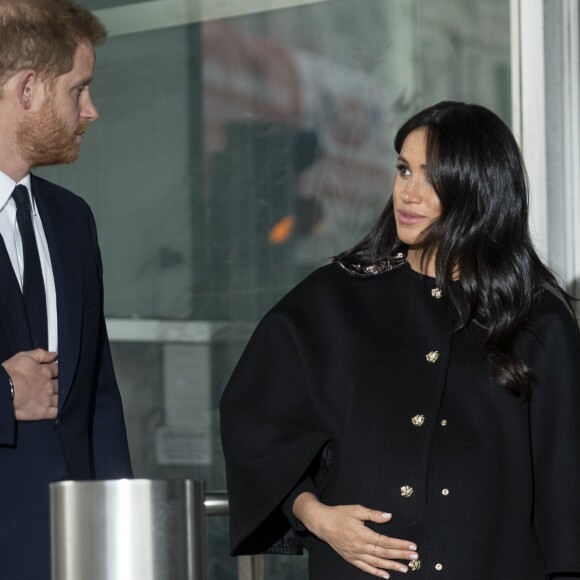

{"left": 396, "top": 164, "right": 410, "bottom": 177}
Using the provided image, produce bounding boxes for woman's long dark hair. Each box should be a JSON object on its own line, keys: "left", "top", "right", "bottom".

{"left": 337, "top": 101, "right": 573, "bottom": 396}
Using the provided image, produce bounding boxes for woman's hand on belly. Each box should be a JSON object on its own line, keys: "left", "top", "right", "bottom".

{"left": 292, "top": 492, "right": 419, "bottom": 578}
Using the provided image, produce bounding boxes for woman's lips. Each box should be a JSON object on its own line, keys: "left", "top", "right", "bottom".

{"left": 398, "top": 210, "right": 425, "bottom": 225}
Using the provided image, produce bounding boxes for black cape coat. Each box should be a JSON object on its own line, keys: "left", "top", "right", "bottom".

{"left": 220, "top": 259, "right": 580, "bottom": 579}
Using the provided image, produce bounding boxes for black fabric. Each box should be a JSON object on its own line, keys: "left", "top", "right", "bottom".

{"left": 220, "top": 261, "right": 580, "bottom": 580}
{"left": 12, "top": 184, "right": 48, "bottom": 349}
{"left": 280, "top": 478, "right": 315, "bottom": 533}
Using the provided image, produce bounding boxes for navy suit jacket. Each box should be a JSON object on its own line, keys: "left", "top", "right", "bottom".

{"left": 0, "top": 175, "right": 133, "bottom": 580}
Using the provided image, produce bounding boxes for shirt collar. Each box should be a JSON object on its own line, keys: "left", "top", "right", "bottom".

{"left": 0, "top": 170, "right": 33, "bottom": 212}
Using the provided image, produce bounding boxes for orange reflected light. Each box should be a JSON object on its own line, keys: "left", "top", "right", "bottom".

{"left": 269, "top": 214, "right": 296, "bottom": 245}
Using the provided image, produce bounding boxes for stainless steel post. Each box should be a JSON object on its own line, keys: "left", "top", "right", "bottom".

{"left": 203, "top": 491, "right": 228, "bottom": 516}
{"left": 237, "top": 556, "right": 266, "bottom": 580}
{"left": 50, "top": 479, "right": 207, "bottom": 580}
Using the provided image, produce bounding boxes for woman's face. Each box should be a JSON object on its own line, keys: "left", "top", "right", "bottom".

{"left": 393, "top": 127, "right": 442, "bottom": 249}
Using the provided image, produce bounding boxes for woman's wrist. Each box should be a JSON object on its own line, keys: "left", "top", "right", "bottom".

{"left": 292, "top": 492, "right": 326, "bottom": 536}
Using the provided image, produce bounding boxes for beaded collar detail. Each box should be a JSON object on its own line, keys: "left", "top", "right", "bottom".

{"left": 336, "top": 253, "right": 407, "bottom": 277}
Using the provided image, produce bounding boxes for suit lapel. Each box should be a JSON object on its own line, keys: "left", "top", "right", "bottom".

{"left": 32, "top": 176, "right": 82, "bottom": 407}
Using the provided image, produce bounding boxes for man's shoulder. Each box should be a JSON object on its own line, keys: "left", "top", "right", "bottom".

{"left": 31, "top": 174, "right": 92, "bottom": 214}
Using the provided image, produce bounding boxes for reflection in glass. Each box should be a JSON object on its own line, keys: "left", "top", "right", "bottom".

{"left": 39, "top": 1, "right": 510, "bottom": 578}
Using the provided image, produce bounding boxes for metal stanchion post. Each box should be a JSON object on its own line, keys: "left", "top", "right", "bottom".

{"left": 237, "top": 556, "right": 266, "bottom": 580}
{"left": 51, "top": 482, "right": 266, "bottom": 580}
{"left": 202, "top": 492, "right": 265, "bottom": 580}
{"left": 50, "top": 479, "right": 207, "bottom": 580}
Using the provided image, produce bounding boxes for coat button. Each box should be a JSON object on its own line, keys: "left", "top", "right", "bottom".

{"left": 400, "top": 485, "right": 414, "bottom": 498}
{"left": 426, "top": 351, "right": 440, "bottom": 363}
{"left": 431, "top": 288, "right": 442, "bottom": 299}
{"left": 442, "top": 488, "right": 449, "bottom": 496}
{"left": 440, "top": 419, "right": 448, "bottom": 426}
{"left": 409, "top": 560, "right": 421, "bottom": 571}
{"left": 435, "top": 563, "right": 443, "bottom": 571}
{"left": 411, "top": 414, "right": 425, "bottom": 427}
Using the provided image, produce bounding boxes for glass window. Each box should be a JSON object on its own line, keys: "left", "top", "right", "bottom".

{"left": 38, "top": 1, "right": 511, "bottom": 577}
{"left": 544, "top": 0, "right": 580, "bottom": 295}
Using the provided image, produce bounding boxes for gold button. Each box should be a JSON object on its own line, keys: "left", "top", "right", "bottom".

{"left": 440, "top": 419, "right": 448, "bottom": 426}
{"left": 431, "top": 288, "right": 442, "bottom": 299}
{"left": 411, "top": 414, "right": 425, "bottom": 427}
{"left": 435, "top": 563, "right": 443, "bottom": 571}
{"left": 426, "top": 351, "right": 440, "bottom": 363}
{"left": 442, "top": 488, "right": 449, "bottom": 496}
{"left": 400, "top": 485, "right": 414, "bottom": 498}
{"left": 408, "top": 560, "right": 421, "bottom": 571}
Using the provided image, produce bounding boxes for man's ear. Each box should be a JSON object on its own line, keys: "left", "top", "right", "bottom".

{"left": 15, "top": 70, "right": 39, "bottom": 110}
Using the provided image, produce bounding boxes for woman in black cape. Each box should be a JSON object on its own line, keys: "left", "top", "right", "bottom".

{"left": 220, "top": 101, "right": 580, "bottom": 580}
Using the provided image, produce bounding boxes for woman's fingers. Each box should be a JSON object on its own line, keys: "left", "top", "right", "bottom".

{"left": 355, "top": 542, "right": 420, "bottom": 577}
{"left": 353, "top": 559, "right": 393, "bottom": 579}
{"left": 373, "top": 546, "right": 418, "bottom": 562}
{"left": 362, "top": 509, "right": 418, "bottom": 550}
{"left": 364, "top": 541, "right": 419, "bottom": 573}
{"left": 313, "top": 503, "right": 419, "bottom": 576}
{"left": 353, "top": 556, "right": 413, "bottom": 578}
{"left": 364, "top": 507, "right": 393, "bottom": 524}
{"left": 376, "top": 533, "right": 418, "bottom": 552}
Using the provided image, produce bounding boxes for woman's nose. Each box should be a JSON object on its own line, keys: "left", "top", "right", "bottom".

{"left": 401, "top": 179, "right": 422, "bottom": 203}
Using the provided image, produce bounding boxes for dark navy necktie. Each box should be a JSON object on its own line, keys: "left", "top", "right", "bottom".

{"left": 12, "top": 185, "right": 48, "bottom": 350}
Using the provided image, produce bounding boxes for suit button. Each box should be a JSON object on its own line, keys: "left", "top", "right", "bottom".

{"left": 435, "top": 563, "right": 443, "bottom": 571}
{"left": 54, "top": 417, "right": 63, "bottom": 428}
{"left": 440, "top": 419, "right": 448, "bottom": 426}
{"left": 442, "top": 488, "right": 450, "bottom": 496}
{"left": 400, "top": 485, "right": 414, "bottom": 498}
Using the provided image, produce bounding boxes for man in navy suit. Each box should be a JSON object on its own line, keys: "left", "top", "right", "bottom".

{"left": 0, "top": 0, "right": 133, "bottom": 577}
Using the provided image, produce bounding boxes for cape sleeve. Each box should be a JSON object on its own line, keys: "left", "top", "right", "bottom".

{"left": 522, "top": 294, "right": 580, "bottom": 577}
{"left": 219, "top": 306, "right": 332, "bottom": 556}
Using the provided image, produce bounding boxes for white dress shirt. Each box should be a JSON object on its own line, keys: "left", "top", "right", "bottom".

{"left": 0, "top": 170, "right": 58, "bottom": 352}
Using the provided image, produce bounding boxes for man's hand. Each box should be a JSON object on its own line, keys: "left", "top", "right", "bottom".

{"left": 293, "top": 492, "right": 419, "bottom": 579}
{"left": 2, "top": 350, "right": 59, "bottom": 420}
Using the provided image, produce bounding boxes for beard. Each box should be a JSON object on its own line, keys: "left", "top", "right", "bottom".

{"left": 16, "top": 97, "right": 89, "bottom": 168}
